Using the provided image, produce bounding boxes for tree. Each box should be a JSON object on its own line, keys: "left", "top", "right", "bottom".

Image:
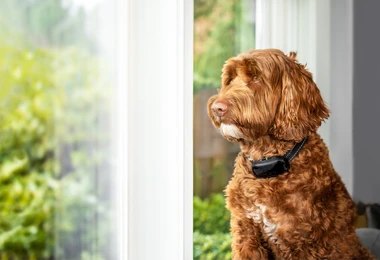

{"left": 194, "top": 0, "right": 255, "bottom": 91}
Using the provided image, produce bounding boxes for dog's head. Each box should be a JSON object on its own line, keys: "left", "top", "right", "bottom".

{"left": 207, "top": 49, "right": 329, "bottom": 142}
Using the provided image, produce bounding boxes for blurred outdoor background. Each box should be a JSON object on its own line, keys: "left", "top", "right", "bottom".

{"left": 193, "top": 0, "right": 255, "bottom": 259}
{"left": 193, "top": 0, "right": 380, "bottom": 259}
{"left": 0, "top": 0, "right": 116, "bottom": 259}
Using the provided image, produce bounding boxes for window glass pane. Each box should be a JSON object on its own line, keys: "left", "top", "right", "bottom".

{"left": 0, "top": 0, "right": 116, "bottom": 258}
{"left": 193, "top": 0, "right": 255, "bottom": 259}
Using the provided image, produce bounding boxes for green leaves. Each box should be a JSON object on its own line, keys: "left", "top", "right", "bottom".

{"left": 194, "top": 231, "right": 232, "bottom": 260}
{"left": 194, "top": 0, "right": 255, "bottom": 92}
{"left": 0, "top": 1, "right": 111, "bottom": 258}
{"left": 194, "top": 0, "right": 242, "bottom": 91}
{"left": 0, "top": 43, "right": 111, "bottom": 258}
{"left": 194, "top": 193, "right": 231, "bottom": 259}
{"left": 0, "top": 226, "right": 22, "bottom": 248}
{"left": 194, "top": 193, "right": 230, "bottom": 234}
{"left": 0, "top": 46, "right": 57, "bottom": 256}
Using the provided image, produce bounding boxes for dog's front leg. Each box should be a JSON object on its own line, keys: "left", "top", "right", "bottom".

{"left": 230, "top": 214, "right": 269, "bottom": 260}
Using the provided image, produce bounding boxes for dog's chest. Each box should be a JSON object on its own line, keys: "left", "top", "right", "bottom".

{"left": 246, "top": 204, "right": 278, "bottom": 241}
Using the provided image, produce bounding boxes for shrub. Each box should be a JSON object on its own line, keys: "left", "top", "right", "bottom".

{"left": 194, "top": 193, "right": 230, "bottom": 234}
{"left": 194, "top": 193, "right": 231, "bottom": 259}
{"left": 0, "top": 45, "right": 111, "bottom": 258}
{"left": 193, "top": 231, "right": 231, "bottom": 260}
{"left": 194, "top": 0, "right": 255, "bottom": 91}
{"left": 0, "top": 46, "right": 59, "bottom": 258}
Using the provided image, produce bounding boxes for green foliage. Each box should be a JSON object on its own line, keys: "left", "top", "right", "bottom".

{"left": 0, "top": 0, "right": 111, "bottom": 258}
{"left": 194, "top": 193, "right": 231, "bottom": 259}
{"left": 0, "top": 43, "right": 111, "bottom": 258}
{"left": 194, "top": 0, "right": 255, "bottom": 91}
{"left": 194, "top": 231, "right": 232, "bottom": 260}
{"left": 0, "top": 46, "right": 59, "bottom": 258}
{"left": 194, "top": 0, "right": 218, "bottom": 19}
{"left": 194, "top": 193, "right": 230, "bottom": 234}
{"left": 0, "top": 0, "right": 111, "bottom": 259}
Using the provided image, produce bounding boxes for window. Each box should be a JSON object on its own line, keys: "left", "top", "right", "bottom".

{"left": 0, "top": 0, "right": 117, "bottom": 258}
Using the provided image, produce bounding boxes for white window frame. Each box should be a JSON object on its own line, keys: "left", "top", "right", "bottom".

{"left": 114, "top": 1, "right": 354, "bottom": 259}
{"left": 114, "top": 0, "right": 193, "bottom": 259}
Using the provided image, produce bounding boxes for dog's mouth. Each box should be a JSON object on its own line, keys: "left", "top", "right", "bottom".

{"left": 214, "top": 115, "right": 235, "bottom": 125}
{"left": 219, "top": 123, "right": 245, "bottom": 140}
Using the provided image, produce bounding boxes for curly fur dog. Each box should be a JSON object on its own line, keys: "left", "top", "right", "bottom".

{"left": 207, "top": 49, "right": 374, "bottom": 260}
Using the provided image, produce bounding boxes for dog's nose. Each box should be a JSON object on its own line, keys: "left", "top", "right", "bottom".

{"left": 212, "top": 100, "right": 228, "bottom": 117}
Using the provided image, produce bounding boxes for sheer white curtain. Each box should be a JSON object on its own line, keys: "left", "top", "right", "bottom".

{"left": 255, "top": 0, "right": 354, "bottom": 194}
{"left": 255, "top": 0, "right": 330, "bottom": 143}
{"left": 256, "top": 1, "right": 332, "bottom": 91}
{"left": 256, "top": 0, "right": 317, "bottom": 72}
{"left": 255, "top": 0, "right": 330, "bottom": 145}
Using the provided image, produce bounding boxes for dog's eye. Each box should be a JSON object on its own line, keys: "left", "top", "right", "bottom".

{"left": 251, "top": 76, "right": 260, "bottom": 85}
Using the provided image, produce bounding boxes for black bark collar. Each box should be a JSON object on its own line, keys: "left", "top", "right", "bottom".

{"left": 246, "top": 137, "right": 308, "bottom": 178}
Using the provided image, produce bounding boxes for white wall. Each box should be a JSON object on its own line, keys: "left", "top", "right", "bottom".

{"left": 352, "top": 0, "right": 380, "bottom": 203}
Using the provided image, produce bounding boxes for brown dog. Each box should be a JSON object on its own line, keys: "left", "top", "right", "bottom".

{"left": 207, "top": 49, "right": 374, "bottom": 260}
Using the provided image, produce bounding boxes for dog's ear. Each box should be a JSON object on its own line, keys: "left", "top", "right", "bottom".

{"left": 271, "top": 63, "right": 329, "bottom": 141}
{"left": 222, "top": 59, "right": 239, "bottom": 86}
{"left": 288, "top": 51, "right": 298, "bottom": 61}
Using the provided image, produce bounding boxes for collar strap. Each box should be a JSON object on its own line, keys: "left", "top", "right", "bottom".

{"left": 249, "top": 137, "right": 308, "bottom": 179}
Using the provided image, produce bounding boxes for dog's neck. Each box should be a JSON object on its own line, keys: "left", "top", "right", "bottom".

{"left": 239, "top": 135, "right": 298, "bottom": 161}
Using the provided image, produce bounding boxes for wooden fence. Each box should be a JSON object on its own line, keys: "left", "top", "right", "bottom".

{"left": 194, "top": 88, "right": 239, "bottom": 198}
